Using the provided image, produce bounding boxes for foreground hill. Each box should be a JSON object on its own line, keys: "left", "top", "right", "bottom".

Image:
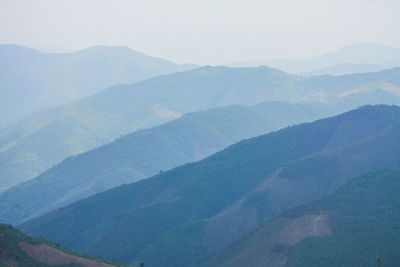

{"left": 0, "top": 101, "right": 343, "bottom": 225}
{"left": 208, "top": 169, "right": 400, "bottom": 267}
{"left": 0, "top": 223, "right": 123, "bottom": 266}
{"left": 20, "top": 105, "right": 400, "bottom": 266}
{"left": 0, "top": 44, "right": 196, "bottom": 127}
{"left": 2, "top": 66, "right": 400, "bottom": 192}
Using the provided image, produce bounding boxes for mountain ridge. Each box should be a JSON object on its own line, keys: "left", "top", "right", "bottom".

{"left": 0, "top": 65, "right": 301, "bottom": 192}
{"left": 2, "top": 65, "right": 400, "bottom": 192}
{"left": 0, "top": 101, "right": 345, "bottom": 225}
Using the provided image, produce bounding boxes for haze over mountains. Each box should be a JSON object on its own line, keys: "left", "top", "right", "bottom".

{"left": 1, "top": 65, "right": 400, "bottom": 192}
{"left": 2, "top": 0, "right": 400, "bottom": 265}
{"left": 0, "top": 65, "right": 296, "bottom": 191}
{"left": 1, "top": 39, "right": 400, "bottom": 267}
{"left": 0, "top": 44, "right": 197, "bottom": 128}
{"left": 20, "top": 105, "right": 400, "bottom": 266}
{"left": 227, "top": 42, "right": 400, "bottom": 75}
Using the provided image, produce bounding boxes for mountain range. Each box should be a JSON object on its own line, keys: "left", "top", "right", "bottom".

{"left": 19, "top": 105, "right": 400, "bottom": 266}
{"left": 0, "top": 101, "right": 346, "bottom": 225}
{"left": 300, "top": 62, "right": 399, "bottom": 76}
{"left": 0, "top": 65, "right": 297, "bottom": 192}
{"left": 0, "top": 44, "right": 197, "bottom": 128}
{"left": 227, "top": 42, "right": 400, "bottom": 75}
{"left": 2, "top": 66, "right": 400, "bottom": 192}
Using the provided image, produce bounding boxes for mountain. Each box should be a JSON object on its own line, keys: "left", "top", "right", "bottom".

{"left": 0, "top": 44, "right": 197, "bottom": 127}
{"left": 0, "top": 66, "right": 300, "bottom": 192}
{"left": 227, "top": 42, "right": 400, "bottom": 74}
{"left": 0, "top": 223, "right": 124, "bottom": 266}
{"left": 207, "top": 169, "right": 400, "bottom": 267}
{"left": 2, "top": 66, "right": 400, "bottom": 192}
{"left": 0, "top": 101, "right": 346, "bottom": 225}
{"left": 19, "top": 105, "right": 400, "bottom": 266}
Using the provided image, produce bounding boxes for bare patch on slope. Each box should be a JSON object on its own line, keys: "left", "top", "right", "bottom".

{"left": 19, "top": 242, "right": 114, "bottom": 267}
{"left": 207, "top": 214, "right": 333, "bottom": 267}
{"left": 152, "top": 105, "right": 182, "bottom": 118}
{"left": 277, "top": 214, "right": 332, "bottom": 246}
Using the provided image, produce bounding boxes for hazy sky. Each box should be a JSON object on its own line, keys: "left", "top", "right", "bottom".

{"left": 1, "top": 0, "right": 399, "bottom": 65}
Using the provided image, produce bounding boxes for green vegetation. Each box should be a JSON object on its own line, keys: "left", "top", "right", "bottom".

{"left": 285, "top": 169, "right": 400, "bottom": 267}
{"left": 19, "top": 105, "right": 400, "bottom": 266}
{"left": 0, "top": 101, "right": 343, "bottom": 225}
{"left": 207, "top": 169, "right": 400, "bottom": 267}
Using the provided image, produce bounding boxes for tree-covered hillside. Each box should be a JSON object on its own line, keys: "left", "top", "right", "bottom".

{"left": 208, "top": 169, "right": 400, "bottom": 267}
{"left": 0, "top": 101, "right": 341, "bottom": 225}
{"left": 19, "top": 105, "right": 400, "bottom": 266}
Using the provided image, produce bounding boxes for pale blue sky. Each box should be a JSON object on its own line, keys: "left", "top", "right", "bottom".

{"left": 0, "top": 0, "right": 399, "bottom": 64}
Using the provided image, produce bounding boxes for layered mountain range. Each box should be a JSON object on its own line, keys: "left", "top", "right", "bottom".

{"left": 1, "top": 65, "right": 400, "bottom": 192}
{"left": 0, "top": 101, "right": 344, "bottom": 225}
{"left": 2, "top": 42, "right": 400, "bottom": 267}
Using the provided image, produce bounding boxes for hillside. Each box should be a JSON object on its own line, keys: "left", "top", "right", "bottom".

{"left": 19, "top": 105, "right": 400, "bottom": 266}
{"left": 0, "top": 101, "right": 343, "bottom": 225}
{"left": 2, "top": 66, "right": 400, "bottom": 192}
{"left": 0, "top": 44, "right": 197, "bottom": 128}
{"left": 0, "top": 223, "right": 124, "bottom": 267}
{"left": 208, "top": 169, "right": 400, "bottom": 267}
